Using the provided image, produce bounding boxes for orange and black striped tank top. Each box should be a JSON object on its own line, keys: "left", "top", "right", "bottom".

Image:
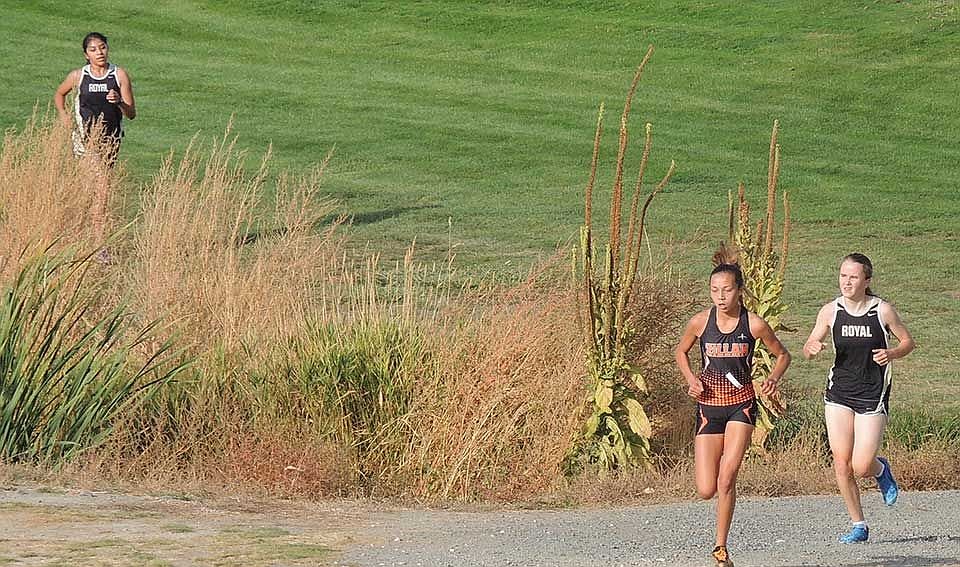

{"left": 698, "top": 306, "right": 756, "bottom": 406}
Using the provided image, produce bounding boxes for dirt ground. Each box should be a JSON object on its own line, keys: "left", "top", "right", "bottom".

{"left": 0, "top": 486, "right": 363, "bottom": 566}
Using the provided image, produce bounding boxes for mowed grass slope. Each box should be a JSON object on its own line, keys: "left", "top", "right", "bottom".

{"left": 2, "top": 1, "right": 958, "bottom": 411}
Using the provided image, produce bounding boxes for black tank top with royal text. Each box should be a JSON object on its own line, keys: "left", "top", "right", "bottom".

{"left": 698, "top": 306, "right": 756, "bottom": 406}
{"left": 74, "top": 64, "right": 123, "bottom": 140}
{"left": 828, "top": 297, "right": 890, "bottom": 404}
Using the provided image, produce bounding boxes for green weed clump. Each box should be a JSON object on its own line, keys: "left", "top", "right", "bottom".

{"left": 0, "top": 253, "right": 185, "bottom": 464}
{"left": 286, "top": 319, "right": 423, "bottom": 488}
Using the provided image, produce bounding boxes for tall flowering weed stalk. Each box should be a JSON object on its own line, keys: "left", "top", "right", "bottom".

{"left": 568, "top": 46, "right": 676, "bottom": 471}
{"left": 727, "top": 120, "right": 791, "bottom": 450}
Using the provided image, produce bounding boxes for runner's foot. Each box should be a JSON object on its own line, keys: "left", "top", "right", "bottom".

{"left": 838, "top": 524, "right": 869, "bottom": 544}
{"left": 876, "top": 456, "right": 899, "bottom": 506}
{"left": 712, "top": 545, "right": 734, "bottom": 567}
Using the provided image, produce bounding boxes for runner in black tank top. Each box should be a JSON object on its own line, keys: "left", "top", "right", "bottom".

{"left": 825, "top": 296, "right": 891, "bottom": 415}
{"left": 76, "top": 64, "right": 125, "bottom": 143}
{"left": 695, "top": 306, "right": 759, "bottom": 437}
{"left": 54, "top": 33, "right": 137, "bottom": 260}
{"left": 54, "top": 33, "right": 137, "bottom": 163}
{"left": 699, "top": 306, "right": 756, "bottom": 407}
{"left": 803, "top": 253, "right": 915, "bottom": 544}
{"left": 676, "top": 249, "right": 791, "bottom": 567}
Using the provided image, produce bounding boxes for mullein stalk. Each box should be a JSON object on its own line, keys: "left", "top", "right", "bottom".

{"left": 726, "top": 121, "right": 791, "bottom": 450}
{"left": 633, "top": 162, "right": 676, "bottom": 276}
{"left": 763, "top": 120, "right": 780, "bottom": 257}
{"left": 622, "top": 124, "right": 653, "bottom": 282}
{"left": 568, "top": 46, "right": 673, "bottom": 472}
{"left": 609, "top": 45, "right": 654, "bottom": 262}
{"left": 601, "top": 244, "right": 614, "bottom": 358}
{"left": 615, "top": 123, "right": 653, "bottom": 336}
{"left": 777, "top": 192, "right": 791, "bottom": 280}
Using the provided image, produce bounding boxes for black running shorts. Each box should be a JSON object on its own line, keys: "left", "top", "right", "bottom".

{"left": 824, "top": 389, "right": 889, "bottom": 416}
{"left": 695, "top": 399, "right": 757, "bottom": 436}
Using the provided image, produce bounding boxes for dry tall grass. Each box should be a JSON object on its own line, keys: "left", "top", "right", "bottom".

{"left": 0, "top": 112, "right": 120, "bottom": 277}
{"left": 107, "top": 125, "right": 348, "bottom": 490}
{"left": 407, "top": 268, "right": 587, "bottom": 501}
{"left": 131, "top": 127, "right": 342, "bottom": 356}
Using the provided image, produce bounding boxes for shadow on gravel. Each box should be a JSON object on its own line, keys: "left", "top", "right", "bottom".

{"left": 780, "top": 557, "right": 960, "bottom": 567}
{"left": 888, "top": 535, "right": 960, "bottom": 544}
{"left": 852, "top": 559, "right": 960, "bottom": 567}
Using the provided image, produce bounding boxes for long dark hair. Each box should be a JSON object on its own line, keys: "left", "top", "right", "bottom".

{"left": 710, "top": 243, "right": 746, "bottom": 305}
{"left": 82, "top": 32, "right": 108, "bottom": 51}
{"left": 842, "top": 252, "right": 875, "bottom": 296}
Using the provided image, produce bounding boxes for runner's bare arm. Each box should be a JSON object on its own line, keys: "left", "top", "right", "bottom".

{"left": 873, "top": 302, "right": 915, "bottom": 365}
{"left": 802, "top": 303, "right": 833, "bottom": 359}
{"left": 675, "top": 310, "right": 708, "bottom": 398}
{"left": 115, "top": 67, "right": 136, "bottom": 119}
{"left": 54, "top": 69, "right": 79, "bottom": 128}
{"left": 750, "top": 314, "right": 791, "bottom": 396}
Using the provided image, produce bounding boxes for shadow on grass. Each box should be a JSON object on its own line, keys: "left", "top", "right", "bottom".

{"left": 349, "top": 204, "right": 438, "bottom": 226}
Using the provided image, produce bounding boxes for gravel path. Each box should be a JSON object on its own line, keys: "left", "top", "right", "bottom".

{"left": 1, "top": 486, "right": 958, "bottom": 566}
{"left": 339, "top": 491, "right": 960, "bottom": 567}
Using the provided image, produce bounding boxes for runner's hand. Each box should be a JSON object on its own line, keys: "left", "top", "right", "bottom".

{"left": 760, "top": 378, "right": 779, "bottom": 397}
{"left": 872, "top": 348, "right": 890, "bottom": 365}
{"left": 803, "top": 339, "right": 827, "bottom": 358}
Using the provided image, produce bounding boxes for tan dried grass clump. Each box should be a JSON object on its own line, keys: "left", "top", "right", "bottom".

{"left": 130, "top": 127, "right": 343, "bottom": 359}
{"left": 403, "top": 263, "right": 587, "bottom": 501}
{"left": 0, "top": 112, "right": 121, "bottom": 280}
{"left": 96, "top": 126, "right": 352, "bottom": 492}
{"left": 883, "top": 443, "right": 960, "bottom": 491}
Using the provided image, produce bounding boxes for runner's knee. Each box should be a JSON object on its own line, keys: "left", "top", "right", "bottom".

{"left": 716, "top": 474, "right": 736, "bottom": 496}
{"left": 832, "top": 457, "right": 853, "bottom": 477}
{"left": 696, "top": 480, "right": 717, "bottom": 500}
{"left": 852, "top": 457, "right": 878, "bottom": 478}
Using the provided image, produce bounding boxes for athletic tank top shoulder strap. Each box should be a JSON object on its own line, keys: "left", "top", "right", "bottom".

{"left": 703, "top": 305, "right": 752, "bottom": 337}
{"left": 873, "top": 297, "right": 888, "bottom": 331}
{"left": 704, "top": 305, "right": 718, "bottom": 333}
{"left": 830, "top": 297, "right": 841, "bottom": 326}
{"left": 833, "top": 296, "right": 884, "bottom": 317}
{"left": 738, "top": 305, "right": 751, "bottom": 337}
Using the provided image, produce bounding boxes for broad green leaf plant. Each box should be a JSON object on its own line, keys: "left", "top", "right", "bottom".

{"left": 0, "top": 251, "right": 188, "bottom": 464}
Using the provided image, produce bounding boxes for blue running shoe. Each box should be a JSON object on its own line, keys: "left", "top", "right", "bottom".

{"left": 839, "top": 524, "right": 869, "bottom": 544}
{"left": 876, "top": 456, "right": 899, "bottom": 506}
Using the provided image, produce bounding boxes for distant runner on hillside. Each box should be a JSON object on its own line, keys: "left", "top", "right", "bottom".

{"left": 54, "top": 32, "right": 137, "bottom": 165}
{"left": 675, "top": 244, "right": 791, "bottom": 567}
{"left": 53, "top": 32, "right": 137, "bottom": 259}
{"left": 803, "top": 253, "right": 915, "bottom": 544}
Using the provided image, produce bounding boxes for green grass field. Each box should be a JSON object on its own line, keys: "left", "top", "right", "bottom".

{"left": 2, "top": 1, "right": 958, "bottom": 413}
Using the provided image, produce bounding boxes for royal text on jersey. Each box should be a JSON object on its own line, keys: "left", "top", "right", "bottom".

{"left": 841, "top": 325, "right": 873, "bottom": 338}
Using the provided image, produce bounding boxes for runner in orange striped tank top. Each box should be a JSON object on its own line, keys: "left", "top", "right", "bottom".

{"left": 675, "top": 245, "right": 791, "bottom": 567}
